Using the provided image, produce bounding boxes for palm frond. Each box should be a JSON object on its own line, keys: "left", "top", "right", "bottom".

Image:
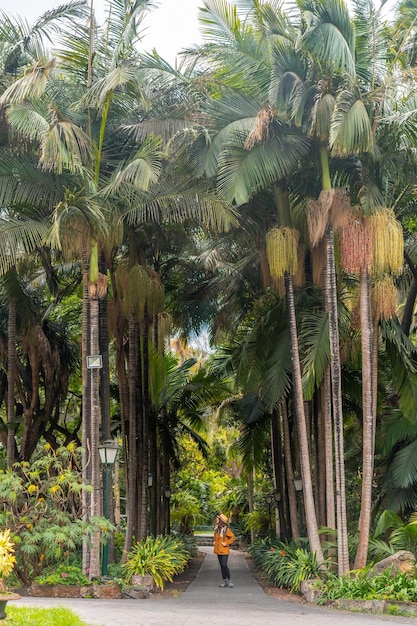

{"left": 104, "top": 0, "right": 152, "bottom": 62}
{"left": 0, "top": 216, "right": 51, "bottom": 276}
{"left": 0, "top": 60, "right": 54, "bottom": 105}
{"left": 217, "top": 130, "right": 311, "bottom": 204}
{"left": 40, "top": 121, "right": 93, "bottom": 174}
{"left": 298, "top": 0, "right": 356, "bottom": 75}
{"left": 103, "top": 135, "right": 163, "bottom": 194}
{"left": 199, "top": 0, "right": 247, "bottom": 46}
{"left": 6, "top": 102, "right": 49, "bottom": 143}
{"left": 391, "top": 439, "right": 417, "bottom": 488}
{"left": 119, "top": 181, "right": 238, "bottom": 232}
{"left": 80, "top": 61, "right": 138, "bottom": 112}
{"left": 381, "top": 319, "right": 417, "bottom": 419}
{"left": 330, "top": 88, "right": 373, "bottom": 156}
{"left": 300, "top": 309, "right": 329, "bottom": 400}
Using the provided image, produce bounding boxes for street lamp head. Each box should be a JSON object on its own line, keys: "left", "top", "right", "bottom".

{"left": 274, "top": 490, "right": 282, "bottom": 503}
{"left": 164, "top": 487, "right": 171, "bottom": 499}
{"left": 98, "top": 440, "right": 119, "bottom": 466}
{"left": 293, "top": 475, "right": 303, "bottom": 492}
{"left": 147, "top": 472, "right": 153, "bottom": 488}
{"left": 264, "top": 493, "right": 272, "bottom": 504}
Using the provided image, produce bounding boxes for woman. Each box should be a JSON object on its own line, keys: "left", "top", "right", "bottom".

{"left": 213, "top": 513, "right": 236, "bottom": 587}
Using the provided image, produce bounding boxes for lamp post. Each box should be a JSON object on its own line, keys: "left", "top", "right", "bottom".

{"left": 98, "top": 440, "right": 119, "bottom": 577}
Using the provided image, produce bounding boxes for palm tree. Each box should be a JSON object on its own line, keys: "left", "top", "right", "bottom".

{"left": 189, "top": 0, "right": 329, "bottom": 558}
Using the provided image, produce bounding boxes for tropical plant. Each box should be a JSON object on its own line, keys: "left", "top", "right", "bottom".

{"left": 368, "top": 510, "right": 417, "bottom": 559}
{"left": 33, "top": 564, "right": 90, "bottom": 588}
{"left": 0, "top": 445, "right": 113, "bottom": 586}
{"left": 248, "top": 538, "right": 324, "bottom": 592}
{"left": 170, "top": 490, "right": 205, "bottom": 535}
{"left": 316, "top": 568, "right": 417, "bottom": 604}
{"left": 123, "top": 535, "right": 189, "bottom": 589}
{"left": 0, "top": 530, "right": 16, "bottom": 592}
{"left": 262, "top": 543, "right": 323, "bottom": 592}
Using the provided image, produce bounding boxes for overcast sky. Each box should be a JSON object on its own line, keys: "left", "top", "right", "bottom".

{"left": 0, "top": 0, "right": 202, "bottom": 64}
{"left": 0, "top": 0, "right": 398, "bottom": 65}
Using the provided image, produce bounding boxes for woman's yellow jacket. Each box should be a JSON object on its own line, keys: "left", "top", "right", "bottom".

{"left": 213, "top": 526, "right": 236, "bottom": 555}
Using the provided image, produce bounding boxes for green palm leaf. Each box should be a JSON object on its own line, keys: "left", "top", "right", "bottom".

{"left": 103, "top": 135, "right": 163, "bottom": 193}
{"left": 330, "top": 88, "right": 373, "bottom": 156}
{"left": 217, "top": 131, "right": 310, "bottom": 204}
{"left": 381, "top": 319, "right": 417, "bottom": 420}
{"left": 0, "top": 59, "right": 54, "bottom": 105}
{"left": 391, "top": 439, "right": 417, "bottom": 488}
{"left": 199, "top": 0, "right": 247, "bottom": 45}
{"left": 40, "top": 121, "right": 92, "bottom": 173}
{"left": 0, "top": 218, "right": 51, "bottom": 276}
{"left": 300, "top": 310, "right": 330, "bottom": 400}
{"left": 6, "top": 102, "right": 49, "bottom": 143}
{"left": 298, "top": 0, "right": 356, "bottom": 75}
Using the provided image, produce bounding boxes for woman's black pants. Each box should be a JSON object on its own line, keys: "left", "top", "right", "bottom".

{"left": 217, "top": 554, "right": 230, "bottom": 579}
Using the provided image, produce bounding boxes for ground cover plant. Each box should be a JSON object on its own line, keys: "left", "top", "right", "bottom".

{"left": 123, "top": 535, "right": 195, "bottom": 590}
{"left": 5, "top": 606, "right": 89, "bottom": 625}
{"left": 247, "top": 538, "right": 324, "bottom": 591}
{"left": 33, "top": 564, "right": 90, "bottom": 587}
{"left": 316, "top": 568, "right": 417, "bottom": 604}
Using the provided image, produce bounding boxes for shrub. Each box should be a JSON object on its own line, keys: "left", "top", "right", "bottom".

{"left": 316, "top": 568, "right": 417, "bottom": 604}
{"left": 247, "top": 537, "right": 282, "bottom": 569}
{"left": 248, "top": 538, "right": 324, "bottom": 592}
{"left": 0, "top": 445, "right": 113, "bottom": 586}
{"left": 123, "top": 535, "right": 189, "bottom": 590}
{"left": 174, "top": 533, "right": 198, "bottom": 560}
{"left": 33, "top": 564, "right": 90, "bottom": 587}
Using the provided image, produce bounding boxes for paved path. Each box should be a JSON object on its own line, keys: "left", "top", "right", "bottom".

{"left": 14, "top": 547, "right": 416, "bottom": 625}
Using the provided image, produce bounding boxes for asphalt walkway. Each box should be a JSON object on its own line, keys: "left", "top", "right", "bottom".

{"left": 14, "top": 547, "right": 417, "bottom": 625}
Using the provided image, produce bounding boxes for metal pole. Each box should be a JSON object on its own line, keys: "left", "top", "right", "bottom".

{"left": 102, "top": 464, "right": 110, "bottom": 576}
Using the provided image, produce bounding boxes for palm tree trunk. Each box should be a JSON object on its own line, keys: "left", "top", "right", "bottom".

{"left": 281, "top": 400, "right": 299, "bottom": 539}
{"left": 247, "top": 470, "right": 256, "bottom": 545}
{"left": 88, "top": 291, "right": 102, "bottom": 578}
{"left": 271, "top": 408, "right": 283, "bottom": 537}
{"left": 323, "top": 369, "right": 335, "bottom": 530}
{"left": 123, "top": 308, "right": 138, "bottom": 556}
{"left": 81, "top": 255, "right": 91, "bottom": 574}
{"left": 325, "top": 224, "right": 349, "bottom": 574}
{"left": 371, "top": 317, "right": 379, "bottom": 458}
{"left": 318, "top": 148, "right": 349, "bottom": 573}
{"left": 99, "top": 293, "right": 111, "bottom": 442}
{"left": 137, "top": 326, "right": 147, "bottom": 540}
{"left": 354, "top": 269, "right": 374, "bottom": 569}
{"left": 315, "top": 391, "right": 326, "bottom": 527}
{"left": 284, "top": 271, "right": 324, "bottom": 562}
{"left": 7, "top": 296, "right": 17, "bottom": 467}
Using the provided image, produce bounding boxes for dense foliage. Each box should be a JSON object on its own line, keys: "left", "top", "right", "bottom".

{"left": 316, "top": 569, "right": 417, "bottom": 604}
{"left": 0, "top": 446, "right": 111, "bottom": 585}
{"left": 1, "top": 0, "right": 417, "bottom": 590}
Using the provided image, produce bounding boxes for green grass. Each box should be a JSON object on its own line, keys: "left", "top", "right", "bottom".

{"left": 1, "top": 606, "right": 90, "bottom": 625}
